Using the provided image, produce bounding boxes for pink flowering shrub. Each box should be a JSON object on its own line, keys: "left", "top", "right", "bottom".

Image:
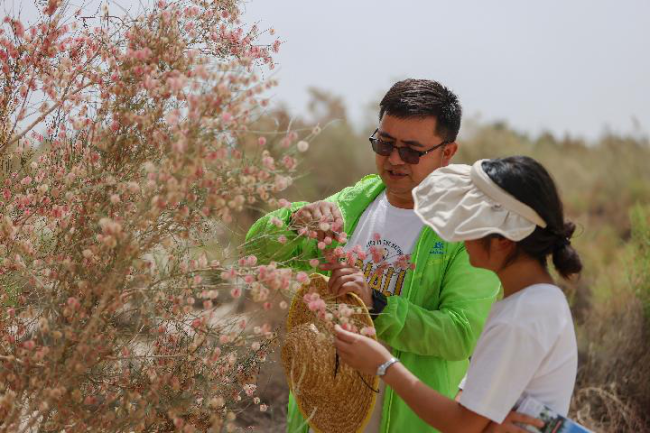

{"left": 0, "top": 1, "right": 313, "bottom": 431}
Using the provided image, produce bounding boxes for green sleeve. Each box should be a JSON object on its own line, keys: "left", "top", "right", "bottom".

{"left": 374, "top": 246, "right": 500, "bottom": 360}
{"left": 244, "top": 180, "right": 365, "bottom": 268}
{"left": 286, "top": 392, "right": 310, "bottom": 433}
{"left": 243, "top": 201, "right": 320, "bottom": 269}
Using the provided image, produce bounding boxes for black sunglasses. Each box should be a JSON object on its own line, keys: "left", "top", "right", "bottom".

{"left": 369, "top": 128, "right": 448, "bottom": 164}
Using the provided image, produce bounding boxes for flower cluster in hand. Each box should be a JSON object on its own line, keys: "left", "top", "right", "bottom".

{"left": 288, "top": 225, "right": 415, "bottom": 339}
{"left": 0, "top": 0, "right": 311, "bottom": 431}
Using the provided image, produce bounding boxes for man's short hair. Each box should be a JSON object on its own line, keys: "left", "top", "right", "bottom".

{"left": 379, "top": 79, "right": 462, "bottom": 143}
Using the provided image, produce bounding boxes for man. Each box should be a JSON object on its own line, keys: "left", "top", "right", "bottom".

{"left": 245, "top": 79, "right": 500, "bottom": 432}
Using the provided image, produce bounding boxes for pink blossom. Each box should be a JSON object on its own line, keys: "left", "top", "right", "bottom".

{"left": 278, "top": 235, "right": 287, "bottom": 244}
{"left": 230, "top": 287, "right": 241, "bottom": 299}
{"left": 307, "top": 299, "right": 326, "bottom": 312}
{"left": 283, "top": 156, "right": 297, "bottom": 170}
{"left": 370, "top": 246, "right": 384, "bottom": 263}
{"left": 243, "top": 383, "right": 257, "bottom": 396}
{"left": 309, "top": 258, "right": 320, "bottom": 268}
{"left": 360, "top": 326, "right": 376, "bottom": 337}
{"left": 395, "top": 254, "right": 412, "bottom": 270}
{"left": 221, "top": 268, "right": 237, "bottom": 280}
{"left": 274, "top": 175, "right": 289, "bottom": 191}
{"left": 258, "top": 136, "right": 267, "bottom": 146}
{"left": 67, "top": 297, "right": 81, "bottom": 309}
{"left": 296, "top": 272, "right": 309, "bottom": 284}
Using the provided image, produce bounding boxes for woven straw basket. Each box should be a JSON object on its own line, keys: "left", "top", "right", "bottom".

{"left": 281, "top": 273, "right": 379, "bottom": 433}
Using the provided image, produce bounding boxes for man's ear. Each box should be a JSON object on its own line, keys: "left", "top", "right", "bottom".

{"left": 441, "top": 142, "right": 458, "bottom": 166}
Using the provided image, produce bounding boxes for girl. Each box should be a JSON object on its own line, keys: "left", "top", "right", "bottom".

{"left": 335, "top": 156, "right": 582, "bottom": 433}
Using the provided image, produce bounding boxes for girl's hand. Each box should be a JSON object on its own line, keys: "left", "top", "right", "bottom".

{"left": 484, "top": 411, "right": 544, "bottom": 433}
{"left": 334, "top": 325, "right": 392, "bottom": 376}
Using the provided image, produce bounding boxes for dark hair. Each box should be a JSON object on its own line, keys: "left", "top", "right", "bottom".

{"left": 379, "top": 79, "right": 462, "bottom": 143}
{"left": 481, "top": 156, "right": 582, "bottom": 279}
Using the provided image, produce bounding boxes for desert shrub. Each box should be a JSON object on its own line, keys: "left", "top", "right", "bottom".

{"left": 0, "top": 1, "right": 314, "bottom": 431}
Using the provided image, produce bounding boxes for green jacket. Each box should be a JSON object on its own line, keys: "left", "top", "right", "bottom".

{"left": 245, "top": 175, "right": 500, "bottom": 433}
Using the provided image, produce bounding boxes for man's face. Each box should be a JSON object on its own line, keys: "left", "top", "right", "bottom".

{"left": 375, "top": 114, "right": 458, "bottom": 209}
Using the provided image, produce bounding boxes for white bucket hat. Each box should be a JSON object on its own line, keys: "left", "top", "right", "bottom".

{"left": 413, "top": 159, "right": 547, "bottom": 242}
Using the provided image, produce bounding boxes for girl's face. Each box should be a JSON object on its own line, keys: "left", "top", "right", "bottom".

{"left": 464, "top": 239, "right": 492, "bottom": 270}
{"left": 464, "top": 237, "right": 513, "bottom": 272}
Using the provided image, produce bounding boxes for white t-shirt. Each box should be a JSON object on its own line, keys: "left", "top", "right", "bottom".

{"left": 349, "top": 192, "right": 423, "bottom": 433}
{"left": 459, "top": 284, "right": 578, "bottom": 424}
{"left": 344, "top": 191, "right": 424, "bottom": 297}
{"left": 307, "top": 192, "right": 423, "bottom": 433}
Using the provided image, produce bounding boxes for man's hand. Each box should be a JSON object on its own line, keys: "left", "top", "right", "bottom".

{"left": 484, "top": 411, "right": 544, "bottom": 433}
{"left": 334, "top": 325, "right": 391, "bottom": 375}
{"left": 320, "top": 261, "right": 372, "bottom": 306}
{"left": 290, "top": 201, "right": 343, "bottom": 241}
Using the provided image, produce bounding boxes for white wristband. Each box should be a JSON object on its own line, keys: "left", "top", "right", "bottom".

{"left": 376, "top": 357, "right": 400, "bottom": 377}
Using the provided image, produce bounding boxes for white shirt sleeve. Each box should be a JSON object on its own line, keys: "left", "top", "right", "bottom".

{"left": 459, "top": 322, "right": 546, "bottom": 424}
{"left": 458, "top": 374, "right": 467, "bottom": 390}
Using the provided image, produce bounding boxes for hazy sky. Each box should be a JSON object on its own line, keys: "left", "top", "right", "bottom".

{"left": 241, "top": 0, "right": 650, "bottom": 140}
{"left": 6, "top": 0, "right": 650, "bottom": 140}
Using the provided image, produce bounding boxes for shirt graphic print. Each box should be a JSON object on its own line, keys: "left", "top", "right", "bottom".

{"left": 345, "top": 191, "right": 424, "bottom": 297}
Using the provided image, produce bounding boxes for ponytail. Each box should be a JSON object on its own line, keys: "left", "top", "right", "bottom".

{"left": 551, "top": 222, "right": 583, "bottom": 279}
